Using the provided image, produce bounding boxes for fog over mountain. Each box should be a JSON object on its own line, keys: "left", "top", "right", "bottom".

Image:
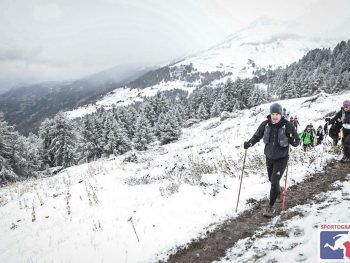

{"left": 1, "top": 0, "right": 350, "bottom": 90}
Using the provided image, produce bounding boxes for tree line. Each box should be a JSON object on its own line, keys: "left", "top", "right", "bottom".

{"left": 1, "top": 39, "right": 349, "bottom": 184}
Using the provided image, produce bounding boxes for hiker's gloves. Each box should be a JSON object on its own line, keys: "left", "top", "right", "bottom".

{"left": 288, "top": 137, "right": 300, "bottom": 146}
{"left": 243, "top": 141, "right": 252, "bottom": 149}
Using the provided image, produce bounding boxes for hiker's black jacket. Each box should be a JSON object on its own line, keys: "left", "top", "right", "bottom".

{"left": 330, "top": 107, "right": 350, "bottom": 131}
{"left": 248, "top": 116, "right": 300, "bottom": 160}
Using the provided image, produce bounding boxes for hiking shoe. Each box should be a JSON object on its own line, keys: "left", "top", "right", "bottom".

{"left": 263, "top": 206, "right": 276, "bottom": 218}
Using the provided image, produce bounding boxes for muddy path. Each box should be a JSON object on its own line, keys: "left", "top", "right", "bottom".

{"left": 163, "top": 161, "right": 350, "bottom": 263}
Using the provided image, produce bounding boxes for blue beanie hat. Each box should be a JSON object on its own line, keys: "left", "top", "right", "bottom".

{"left": 270, "top": 103, "right": 283, "bottom": 115}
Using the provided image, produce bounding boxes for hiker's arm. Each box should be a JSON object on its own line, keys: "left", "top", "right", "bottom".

{"left": 287, "top": 123, "right": 300, "bottom": 147}
{"left": 329, "top": 111, "right": 342, "bottom": 125}
{"left": 248, "top": 120, "right": 267, "bottom": 146}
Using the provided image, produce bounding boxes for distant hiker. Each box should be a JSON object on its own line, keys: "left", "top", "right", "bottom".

{"left": 324, "top": 117, "right": 330, "bottom": 136}
{"left": 283, "top": 108, "right": 287, "bottom": 117}
{"left": 316, "top": 125, "right": 324, "bottom": 145}
{"left": 300, "top": 125, "right": 314, "bottom": 151}
{"left": 289, "top": 116, "right": 294, "bottom": 123}
{"left": 310, "top": 124, "right": 317, "bottom": 145}
{"left": 293, "top": 116, "right": 300, "bottom": 131}
{"left": 243, "top": 103, "right": 300, "bottom": 217}
{"left": 329, "top": 100, "right": 350, "bottom": 163}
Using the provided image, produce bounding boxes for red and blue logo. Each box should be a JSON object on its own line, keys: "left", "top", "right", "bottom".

{"left": 320, "top": 224, "right": 350, "bottom": 261}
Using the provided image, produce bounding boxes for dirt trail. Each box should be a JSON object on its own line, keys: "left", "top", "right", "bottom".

{"left": 163, "top": 161, "right": 350, "bottom": 263}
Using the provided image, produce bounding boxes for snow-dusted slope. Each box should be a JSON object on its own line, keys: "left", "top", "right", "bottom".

{"left": 1, "top": 91, "right": 349, "bottom": 262}
{"left": 176, "top": 18, "right": 335, "bottom": 75}
{"left": 66, "top": 19, "right": 337, "bottom": 119}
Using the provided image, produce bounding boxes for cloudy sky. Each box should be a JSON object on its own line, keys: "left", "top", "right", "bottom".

{"left": 0, "top": 0, "right": 350, "bottom": 89}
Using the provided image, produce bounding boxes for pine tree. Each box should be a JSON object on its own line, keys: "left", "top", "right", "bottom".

{"left": 0, "top": 118, "right": 17, "bottom": 183}
{"left": 79, "top": 115, "right": 100, "bottom": 162}
{"left": 11, "top": 133, "right": 42, "bottom": 177}
{"left": 150, "top": 91, "right": 170, "bottom": 117}
{"left": 159, "top": 110, "right": 182, "bottom": 144}
{"left": 173, "top": 105, "right": 184, "bottom": 127}
{"left": 248, "top": 87, "right": 267, "bottom": 107}
{"left": 133, "top": 113, "right": 154, "bottom": 151}
{"left": 210, "top": 99, "right": 221, "bottom": 117}
{"left": 39, "top": 112, "right": 77, "bottom": 168}
{"left": 114, "top": 121, "right": 132, "bottom": 154}
{"left": 124, "top": 106, "right": 138, "bottom": 138}
{"left": 220, "top": 78, "right": 236, "bottom": 111}
{"left": 102, "top": 114, "right": 119, "bottom": 155}
{"left": 141, "top": 102, "right": 158, "bottom": 127}
{"left": 197, "top": 102, "right": 209, "bottom": 120}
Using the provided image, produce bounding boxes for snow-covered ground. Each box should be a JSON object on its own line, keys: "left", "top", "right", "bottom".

{"left": 0, "top": 91, "right": 349, "bottom": 263}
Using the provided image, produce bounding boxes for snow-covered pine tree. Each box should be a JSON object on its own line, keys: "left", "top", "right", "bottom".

{"left": 0, "top": 118, "right": 17, "bottom": 183}
{"left": 141, "top": 101, "right": 158, "bottom": 127}
{"left": 79, "top": 115, "right": 99, "bottom": 162}
{"left": 38, "top": 118, "right": 55, "bottom": 167}
{"left": 102, "top": 112, "right": 132, "bottom": 155}
{"left": 155, "top": 112, "right": 166, "bottom": 139}
{"left": 39, "top": 112, "right": 77, "bottom": 168}
{"left": 197, "top": 102, "right": 209, "bottom": 120}
{"left": 124, "top": 106, "right": 138, "bottom": 139}
{"left": 159, "top": 110, "right": 182, "bottom": 145}
{"left": 173, "top": 105, "right": 184, "bottom": 127}
{"left": 210, "top": 99, "right": 221, "bottom": 117}
{"left": 220, "top": 78, "right": 235, "bottom": 112}
{"left": 248, "top": 87, "right": 267, "bottom": 107}
{"left": 133, "top": 112, "right": 154, "bottom": 151}
{"left": 10, "top": 133, "right": 43, "bottom": 178}
{"left": 115, "top": 120, "right": 132, "bottom": 154}
{"left": 150, "top": 91, "right": 170, "bottom": 117}
{"left": 102, "top": 113, "right": 119, "bottom": 155}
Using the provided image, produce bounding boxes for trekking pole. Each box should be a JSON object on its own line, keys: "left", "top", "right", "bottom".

{"left": 282, "top": 141, "right": 292, "bottom": 211}
{"left": 235, "top": 149, "right": 247, "bottom": 212}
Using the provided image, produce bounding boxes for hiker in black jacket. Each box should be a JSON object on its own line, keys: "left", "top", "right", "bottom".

{"left": 328, "top": 117, "right": 343, "bottom": 146}
{"left": 244, "top": 103, "right": 300, "bottom": 217}
{"left": 329, "top": 100, "right": 350, "bottom": 163}
{"left": 324, "top": 117, "right": 330, "bottom": 136}
{"left": 316, "top": 125, "right": 324, "bottom": 145}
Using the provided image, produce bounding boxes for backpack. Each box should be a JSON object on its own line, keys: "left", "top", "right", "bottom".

{"left": 301, "top": 131, "right": 313, "bottom": 145}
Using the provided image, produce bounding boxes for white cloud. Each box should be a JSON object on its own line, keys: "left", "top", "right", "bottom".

{"left": 0, "top": 0, "right": 349, "bottom": 88}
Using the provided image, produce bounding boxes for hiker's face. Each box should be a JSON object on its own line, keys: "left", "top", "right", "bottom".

{"left": 307, "top": 127, "right": 311, "bottom": 131}
{"left": 344, "top": 105, "right": 350, "bottom": 111}
{"left": 271, "top": 113, "right": 281, "bottom": 124}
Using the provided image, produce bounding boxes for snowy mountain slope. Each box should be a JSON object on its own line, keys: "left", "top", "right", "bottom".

{"left": 66, "top": 19, "right": 337, "bottom": 119}
{"left": 0, "top": 91, "right": 348, "bottom": 263}
{"left": 173, "top": 18, "right": 334, "bottom": 74}
{"left": 66, "top": 80, "right": 193, "bottom": 119}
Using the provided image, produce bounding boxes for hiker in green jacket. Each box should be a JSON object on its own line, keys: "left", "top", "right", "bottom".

{"left": 301, "top": 125, "right": 314, "bottom": 151}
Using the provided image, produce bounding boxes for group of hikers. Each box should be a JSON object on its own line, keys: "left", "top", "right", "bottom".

{"left": 243, "top": 99, "right": 350, "bottom": 217}
{"left": 299, "top": 123, "right": 326, "bottom": 151}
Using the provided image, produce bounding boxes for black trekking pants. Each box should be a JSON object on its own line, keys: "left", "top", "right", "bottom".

{"left": 343, "top": 128, "right": 350, "bottom": 157}
{"left": 266, "top": 156, "right": 289, "bottom": 206}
